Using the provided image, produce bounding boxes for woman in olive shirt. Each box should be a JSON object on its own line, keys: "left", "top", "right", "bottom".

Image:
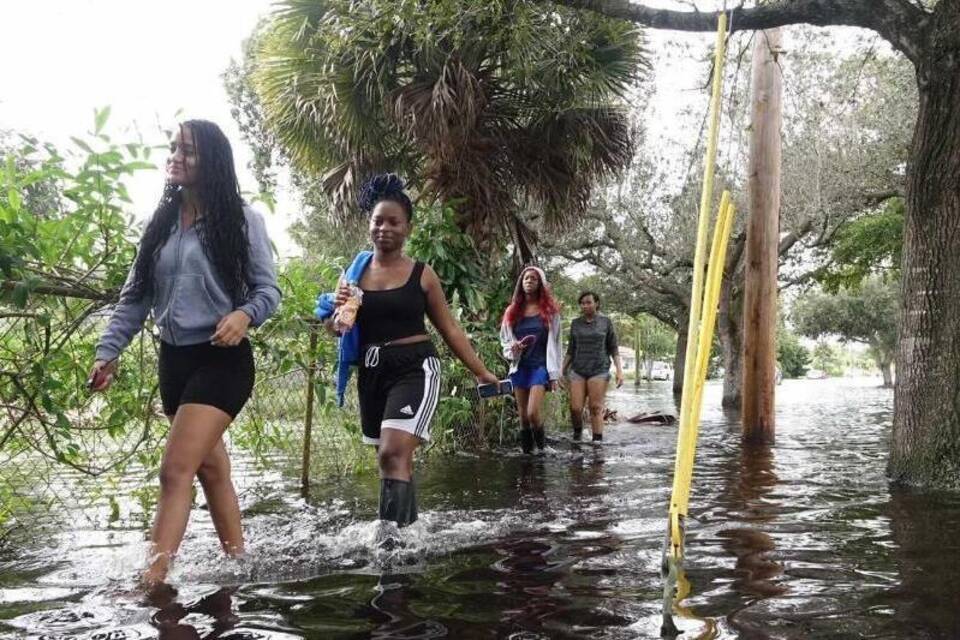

{"left": 563, "top": 291, "right": 624, "bottom": 441}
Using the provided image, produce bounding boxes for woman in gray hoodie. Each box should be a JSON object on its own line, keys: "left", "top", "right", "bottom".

{"left": 89, "top": 120, "right": 281, "bottom": 589}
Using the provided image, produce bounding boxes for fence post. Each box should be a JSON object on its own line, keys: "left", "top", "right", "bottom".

{"left": 301, "top": 323, "right": 319, "bottom": 498}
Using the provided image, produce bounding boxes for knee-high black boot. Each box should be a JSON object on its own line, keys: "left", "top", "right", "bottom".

{"left": 532, "top": 426, "right": 546, "bottom": 451}
{"left": 519, "top": 428, "right": 534, "bottom": 454}
{"left": 379, "top": 478, "right": 418, "bottom": 527}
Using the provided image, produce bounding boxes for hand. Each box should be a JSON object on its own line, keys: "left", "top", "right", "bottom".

{"left": 88, "top": 359, "right": 118, "bottom": 392}
{"left": 476, "top": 370, "right": 500, "bottom": 386}
{"left": 211, "top": 310, "right": 251, "bottom": 347}
{"left": 334, "top": 282, "right": 351, "bottom": 308}
{"left": 510, "top": 341, "right": 524, "bottom": 358}
{"left": 549, "top": 380, "right": 559, "bottom": 392}
{"left": 615, "top": 371, "right": 624, "bottom": 388}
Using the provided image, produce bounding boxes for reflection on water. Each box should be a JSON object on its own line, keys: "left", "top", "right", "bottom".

{"left": 4, "top": 378, "right": 960, "bottom": 638}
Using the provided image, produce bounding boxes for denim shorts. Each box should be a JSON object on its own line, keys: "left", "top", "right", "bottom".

{"left": 510, "top": 365, "right": 550, "bottom": 390}
{"left": 567, "top": 369, "right": 610, "bottom": 383}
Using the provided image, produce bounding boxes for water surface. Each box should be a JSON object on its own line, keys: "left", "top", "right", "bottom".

{"left": 3, "top": 378, "right": 959, "bottom": 639}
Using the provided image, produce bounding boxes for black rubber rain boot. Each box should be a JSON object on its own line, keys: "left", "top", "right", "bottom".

{"left": 592, "top": 432, "right": 603, "bottom": 442}
{"left": 379, "top": 478, "right": 418, "bottom": 528}
{"left": 520, "top": 428, "right": 534, "bottom": 454}
{"left": 533, "top": 428, "right": 546, "bottom": 452}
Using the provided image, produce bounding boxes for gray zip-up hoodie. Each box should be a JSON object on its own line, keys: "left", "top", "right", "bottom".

{"left": 95, "top": 205, "right": 281, "bottom": 362}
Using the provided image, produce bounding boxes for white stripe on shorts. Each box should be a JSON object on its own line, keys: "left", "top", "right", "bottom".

{"left": 381, "top": 356, "right": 441, "bottom": 441}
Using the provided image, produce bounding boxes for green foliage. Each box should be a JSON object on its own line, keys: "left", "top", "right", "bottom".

{"left": 810, "top": 341, "right": 845, "bottom": 377}
{"left": 407, "top": 200, "right": 489, "bottom": 315}
{"left": 793, "top": 277, "right": 897, "bottom": 381}
{"left": 251, "top": 0, "right": 647, "bottom": 253}
{"left": 818, "top": 199, "right": 904, "bottom": 293}
{"left": 631, "top": 314, "right": 675, "bottom": 360}
{"left": 402, "top": 199, "right": 517, "bottom": 448}
{"left": 777, "top": 325, "right": 811, "bottom": 378}
{"left": 0, "top": 110, "right": 161, "bottom": 467}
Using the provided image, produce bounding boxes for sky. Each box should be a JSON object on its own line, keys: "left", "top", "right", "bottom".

{"left": 0, "top": 1, "right": 864, "bottom": 261}
{"left": 0, "top": 0, "right": 287, "bottom": 247}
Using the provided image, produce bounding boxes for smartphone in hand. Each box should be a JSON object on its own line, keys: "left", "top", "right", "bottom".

{"left": 477, "top": 379, "right": 513, "bottom": 399}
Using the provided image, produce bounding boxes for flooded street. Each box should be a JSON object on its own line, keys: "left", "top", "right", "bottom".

{"left": 3, "top": 378, "right": 959, "bottom": 639}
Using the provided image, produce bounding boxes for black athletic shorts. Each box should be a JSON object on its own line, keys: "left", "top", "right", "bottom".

{"left": 357, "top": 341, "right": 441, "bottom": 445}
{"left": 158, "top": 339, "right": 255, "bottom": 418}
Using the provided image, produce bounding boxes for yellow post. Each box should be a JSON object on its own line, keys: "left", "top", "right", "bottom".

{"left": 673, "top": 12, "right": 728, "bottom": 531}
{"left": 662, "top": 15, "right": 732, "bottom": 637}
{"left": 669, "top": 195, "right": 735, "bottom": 550}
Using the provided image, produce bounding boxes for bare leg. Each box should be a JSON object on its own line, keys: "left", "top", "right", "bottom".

{"left": 569, "top": 379, "right": 587, "bottom": 439}
{"left": 197, "top": 439, "right": 244, "bottom": 556}
{"left": 143, "top": 404, "right": 233, "bottom": 587}
{"left": 378, "top": 428, "right": 420, "bottom": 481}
{"left": 514, "top": 387, "right": 530, "bottom": 429}
{"left": 587, "top": 377, "right": 609, "bottom": 438}
{"left": 514, "top": 387, "right": 534, "bottom": 453}
{"left": 526, "top": 385, "right": 547, "bottom": 450}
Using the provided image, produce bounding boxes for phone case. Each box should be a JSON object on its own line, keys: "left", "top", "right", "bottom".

{"left": 477, "top": 379, "right": 513, "bottom": 398}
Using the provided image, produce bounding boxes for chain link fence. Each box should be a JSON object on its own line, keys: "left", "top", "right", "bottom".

{"left": 0, "top": 318, "right": 376, "bottom": 546}
{"left": 0, "top": 316, "right": 524, "bottom": 549}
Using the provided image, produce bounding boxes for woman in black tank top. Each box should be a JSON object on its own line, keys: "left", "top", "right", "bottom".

{"left": 332, "top": 174, "right": 498, "bottom": 535}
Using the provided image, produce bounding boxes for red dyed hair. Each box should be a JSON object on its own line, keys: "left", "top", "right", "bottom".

{"left": 502, "top": 266, "right": 560, "bottom": 328}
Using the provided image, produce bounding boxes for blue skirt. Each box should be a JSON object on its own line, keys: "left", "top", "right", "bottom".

{"left": 510, "top": 364, "right": 550, "bottom": 390}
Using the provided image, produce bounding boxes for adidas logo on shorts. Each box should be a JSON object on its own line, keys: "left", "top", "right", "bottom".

{"left": 399, "top": 405, "right": 415, "bottom": 416}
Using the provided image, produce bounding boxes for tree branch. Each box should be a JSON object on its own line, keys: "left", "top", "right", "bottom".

{"left": 547, "top": 0, "right": 927, "bottom": 63}
{"left": 779, "top": 218, "right": 815, "bottom": 256}
{"left": 0, "top": 280, "right": 116, "bottom": 302}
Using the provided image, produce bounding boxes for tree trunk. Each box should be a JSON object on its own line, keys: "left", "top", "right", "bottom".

{"left": 890, "top": 13, "right": 960, "bottom": 488}
{"left": 880, "top": 360, "right": 893, "bottom": 388}
{"left": 673, "top": 315, "right": 688, "bottom": 397}
{"left": 634, "top": 326, "right": 642, "bottom": 387}
{"left": 719, "top": 275, "right": 743, "bottom": 409}
{"left": 741, "top": 27, "right": 783, "bottom": 444}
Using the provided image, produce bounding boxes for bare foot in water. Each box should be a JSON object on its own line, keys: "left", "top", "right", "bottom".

{"left": 139, "top": 577, "right": 178, "bottom": 608}
{"left": 139, "top": 551, "right": 173, "bottom": 595}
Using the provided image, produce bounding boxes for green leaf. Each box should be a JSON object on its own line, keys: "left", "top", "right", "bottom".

{"left": 6, "top": 188, "right": 21, "bottom": 211}
{"left": 70, "top": 137, "right": 94, "bottom": 153}
{"left": 56, "top": 412, "right": 71, "bottom": 432}
{"left": 123, "top": 161, "right": 156, "bottom": 172}
{"left": 94, "top": 106, "right": 111, "bottom": 134}
{"left": 11, "top": 281, "right": 29, "bottom": 308}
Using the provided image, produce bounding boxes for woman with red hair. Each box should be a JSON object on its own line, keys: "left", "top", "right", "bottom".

{"left": 499, "top": 266, "right": 563, "bottom": 453}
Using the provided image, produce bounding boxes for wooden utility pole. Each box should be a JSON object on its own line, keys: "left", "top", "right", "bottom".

{"left": 741, "top": 28, "right": 783, "bottom": 443}
{"left": 635, "top": 323, "right": 642, "bottom": 386}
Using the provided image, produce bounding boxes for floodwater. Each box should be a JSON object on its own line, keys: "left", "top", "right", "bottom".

{"left": 3, "top": 378, "right": 960, "bottom": 639}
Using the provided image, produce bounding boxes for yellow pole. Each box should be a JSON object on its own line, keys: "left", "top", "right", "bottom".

{"left": 688, "top": 200, "right": 737, "bottom": 459}
{"left": 662, "top": 17, "right": 731, "bottom": 636}
{"left": 672, "top": 13, "right": 728, "bottom": 534}
{"left": 673, "top": 195, "right": 733, "bottom": 515}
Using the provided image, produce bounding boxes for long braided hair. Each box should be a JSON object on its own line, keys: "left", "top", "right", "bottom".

{"left": 128, "top": 120, "right": 249, "bottom": 304}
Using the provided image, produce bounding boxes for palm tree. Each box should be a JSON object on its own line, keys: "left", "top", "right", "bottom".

{"left": 253, "top": 0, "right": 648, "bottom": 261}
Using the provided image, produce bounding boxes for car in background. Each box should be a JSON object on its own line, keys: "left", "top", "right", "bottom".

{"left": 650, "top": 361, "right": 673, "bottom": 381}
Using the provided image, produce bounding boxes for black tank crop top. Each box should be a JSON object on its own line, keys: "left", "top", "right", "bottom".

{"left": 357, "top": 261, "right": 428, "bottom": 345}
